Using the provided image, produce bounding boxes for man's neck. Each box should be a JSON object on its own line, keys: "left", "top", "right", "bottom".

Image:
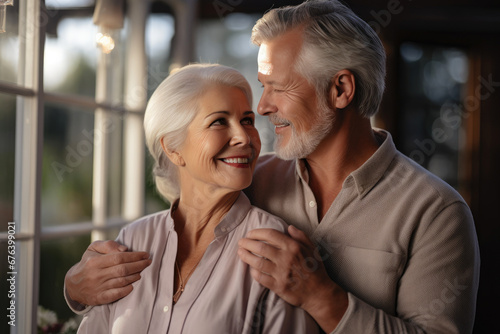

{"left": 305, "top": 114, "right": 379, "bottom": 221}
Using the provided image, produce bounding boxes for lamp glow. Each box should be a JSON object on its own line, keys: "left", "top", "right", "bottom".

{"left": 96, "top": 32, "right": 115, "bottom": 54}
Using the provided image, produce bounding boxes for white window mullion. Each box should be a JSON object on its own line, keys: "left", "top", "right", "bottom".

{"left": 91, "top": 49, "right": 111, "bottom": 241}
{"left": 13, "top": 0, "right": 44, "bottom": 333}
{"left": 122, "top": 0, "right": 149, "bottom": 222}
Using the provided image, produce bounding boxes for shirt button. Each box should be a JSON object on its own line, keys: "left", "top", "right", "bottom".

{"left": 163, "top": 306, "right": 169, "bottom": 313}
{"left": 309, "top": 201, "right": 316, "bottom": 208}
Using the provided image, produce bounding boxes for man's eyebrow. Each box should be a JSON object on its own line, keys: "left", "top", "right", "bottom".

{"left": 258, "top": 79, "right": 278, "bottom": 85}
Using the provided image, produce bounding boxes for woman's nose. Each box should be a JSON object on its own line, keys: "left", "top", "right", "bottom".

{"left": 230, "top": 124, "right": 251, "bottom": 146}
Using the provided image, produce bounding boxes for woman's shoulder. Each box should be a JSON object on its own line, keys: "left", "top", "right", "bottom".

{"left": 118, "top": 210, "right": 172, "bottom": 250}
{"left": 123, "top": 210, "right": 171, "bottom": 233}
{"left": 243, "top": 205, "right": 288, "bottom": 234}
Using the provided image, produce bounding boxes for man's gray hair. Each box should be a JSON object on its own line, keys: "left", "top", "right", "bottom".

{"left": 143, "top": 64, "right": 253, "bottom": 202}
{"left": 252, "top": 0, "right": 386, "bottom": 118}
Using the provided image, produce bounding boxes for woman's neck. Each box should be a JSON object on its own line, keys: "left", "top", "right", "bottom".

{"left": 173, "top": 190, "right": 240, "bottom": 246}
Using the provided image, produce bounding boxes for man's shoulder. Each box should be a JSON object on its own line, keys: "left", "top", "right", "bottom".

{"left": 392, "top": 150, "right": 467, "bottom": 206}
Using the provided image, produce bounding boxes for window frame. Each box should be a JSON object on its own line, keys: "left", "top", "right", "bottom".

{"left": 0, "top": 0, "right": 185, "bottom": 332}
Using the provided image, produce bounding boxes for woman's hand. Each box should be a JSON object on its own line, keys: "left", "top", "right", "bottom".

{"left": 65, "top": 240, "right": 152, "bottom": 306}
{"left": 238, "top": 225, "right": 348, "bottom": 332}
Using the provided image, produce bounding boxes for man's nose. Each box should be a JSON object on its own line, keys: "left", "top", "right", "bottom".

{"left": 257, "top": 90, "right": 278, "bottom": 116}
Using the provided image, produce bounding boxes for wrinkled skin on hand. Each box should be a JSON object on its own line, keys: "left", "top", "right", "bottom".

{"left": 238, "top": 225, "right": 348, "bottom": 332}
{"left": 65, "top": 240, "right": 152, "bottom": 306}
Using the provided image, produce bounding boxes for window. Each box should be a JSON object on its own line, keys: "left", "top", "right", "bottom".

{"left": 397, "top": 42, "right": 473, "bottom": 200}
{"left": 0, "top": 1, "right": 178, "bottom": 332}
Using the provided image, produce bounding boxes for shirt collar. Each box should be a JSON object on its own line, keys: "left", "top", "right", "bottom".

{"left": 295, "top": 128, "right": 397, "bottom": 198}
{"left": 167, "top": 192, "right": 251, "bottom": 238}
{"left": 350, "top": 129, "right": 397, "bottom": 198}
{"left": 213, "top": 192, "right": 252, "bottom": 237}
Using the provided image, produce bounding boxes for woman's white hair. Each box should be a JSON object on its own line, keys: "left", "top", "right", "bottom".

{"left": 144, "top": 63, "right": 253, "bottom": 202}
{"left": 251, "top": 0, "right": 386, "bottom": 118}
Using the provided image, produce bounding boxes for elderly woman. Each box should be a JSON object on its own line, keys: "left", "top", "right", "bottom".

{"left": 77, "top": 64, "right": 318, "bottom": 333}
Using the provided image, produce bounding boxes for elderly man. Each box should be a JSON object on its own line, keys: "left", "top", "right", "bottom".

{"left": 65, "top": 1, "right": 479, "bottom": 332}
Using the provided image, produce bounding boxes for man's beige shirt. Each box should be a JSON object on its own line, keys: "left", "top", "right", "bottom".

{"left": 245, "top": 129, "right": 480, "bottom": 333}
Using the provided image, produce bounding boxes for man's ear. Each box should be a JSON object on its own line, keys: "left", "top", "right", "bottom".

{"left": 329, "top": 69, "right": 356, "bottom": 110}
{"left": 160, "top": 137, "right": 185, "bottom": 166}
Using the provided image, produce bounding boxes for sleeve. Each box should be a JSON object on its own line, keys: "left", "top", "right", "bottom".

{"left": 63, "top": 283, "right": 92, "bottom": 315}
{"left": 259, "top": 290, "right": 320, "bottom": 334}
{"left": 332, "top": 202, "right": 480, "bottom": 334}
{"left": 76, "top": 304, "right": 110, "bottom": 333}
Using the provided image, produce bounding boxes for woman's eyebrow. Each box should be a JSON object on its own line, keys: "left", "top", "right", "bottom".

{"left": 205, "top": 111, "right": 254, "bottom": 118}
{"left": 205, "top": 111, "right": 230, "bottom": 119}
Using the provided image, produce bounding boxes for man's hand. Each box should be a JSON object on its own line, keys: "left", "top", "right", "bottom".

{"left": 238, "top": 225, "right": 348, "bottom": 332}
{"left": 65, "top": 240, "right": 152, "bottom": 306}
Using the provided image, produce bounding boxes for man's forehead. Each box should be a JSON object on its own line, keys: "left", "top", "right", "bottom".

{"left": 257, "top": 43, "right": 273, "bottom": 76}
{"left": 257, "top": 32, "right": 302, "bottom": 77}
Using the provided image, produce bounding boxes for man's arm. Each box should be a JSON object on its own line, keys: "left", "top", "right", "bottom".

{"left": 238, "top": 203, "right": 480, "bottom": 334}
{"left": 65, "top": 240, "right": 151, "bottom": 311}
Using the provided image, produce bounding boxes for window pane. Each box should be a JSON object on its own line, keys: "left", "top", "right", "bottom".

{"left": 0, "top": 93, "right": 15, "bottom": 232}
{"left": 0, "top": 0, "right": 20, "bottom": 84}
{"left": 146, "top": 13, "right": 174, "bottom": 96}
{"left": 43, "top": 103, "right": 129, "bottom": 225}
{"left": 398, "top": 43, "right": 469, "bottom": 190}
{"left": 44, "top": 16, "right": 97, "bottom": 96}
{"left": 42, "top": 104, "right": 94, "bottom": 226}
{"left": 39, "top": 235, "right": 90, "bottom": 330}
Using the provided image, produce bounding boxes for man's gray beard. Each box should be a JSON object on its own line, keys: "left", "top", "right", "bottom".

{"left": 273, "top": 101, "right": 335, "bottom": 160}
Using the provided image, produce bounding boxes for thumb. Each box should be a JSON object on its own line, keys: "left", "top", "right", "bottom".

{"left": 288, "top": 225, "right": 314, "bottom": 247}
{"left": 89, "top": 240, "right": 127, "bottom": 254}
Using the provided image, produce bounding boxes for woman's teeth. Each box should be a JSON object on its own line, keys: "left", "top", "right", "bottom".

{"left": 223, "top": 158, "right": 249, "bottom": 163}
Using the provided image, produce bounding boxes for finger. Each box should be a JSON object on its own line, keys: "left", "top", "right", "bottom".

{"left": 288, "top": 225, "right": 315, "bottom": 247}
{"left": 100, "top": 256, "right": 152, "bottom": 276}
{"left": 238, "top": 248, "right": 276, "bottom": 274}
{"left": 244, "top": 228, "right": 290, "bottom": 248}
{"left": 98, "top": 272, "right": 142, "bottom": 292}
{"left": 249, "top": 267, "right": 276, "bottom": 291}
{"left": 81, "top": 254, "right": 150, "bottom": 286}
{"left": 95, "top": 285, "right": 134, "bottom": 305}
{"left": 88, "top": 251, "right": 151, "bottom": 271}
{"left": 238, "top": 238, "right": 279, "bottom": 260}
{"left": 88, "top": 240, "right": 128, "bottom": 254}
